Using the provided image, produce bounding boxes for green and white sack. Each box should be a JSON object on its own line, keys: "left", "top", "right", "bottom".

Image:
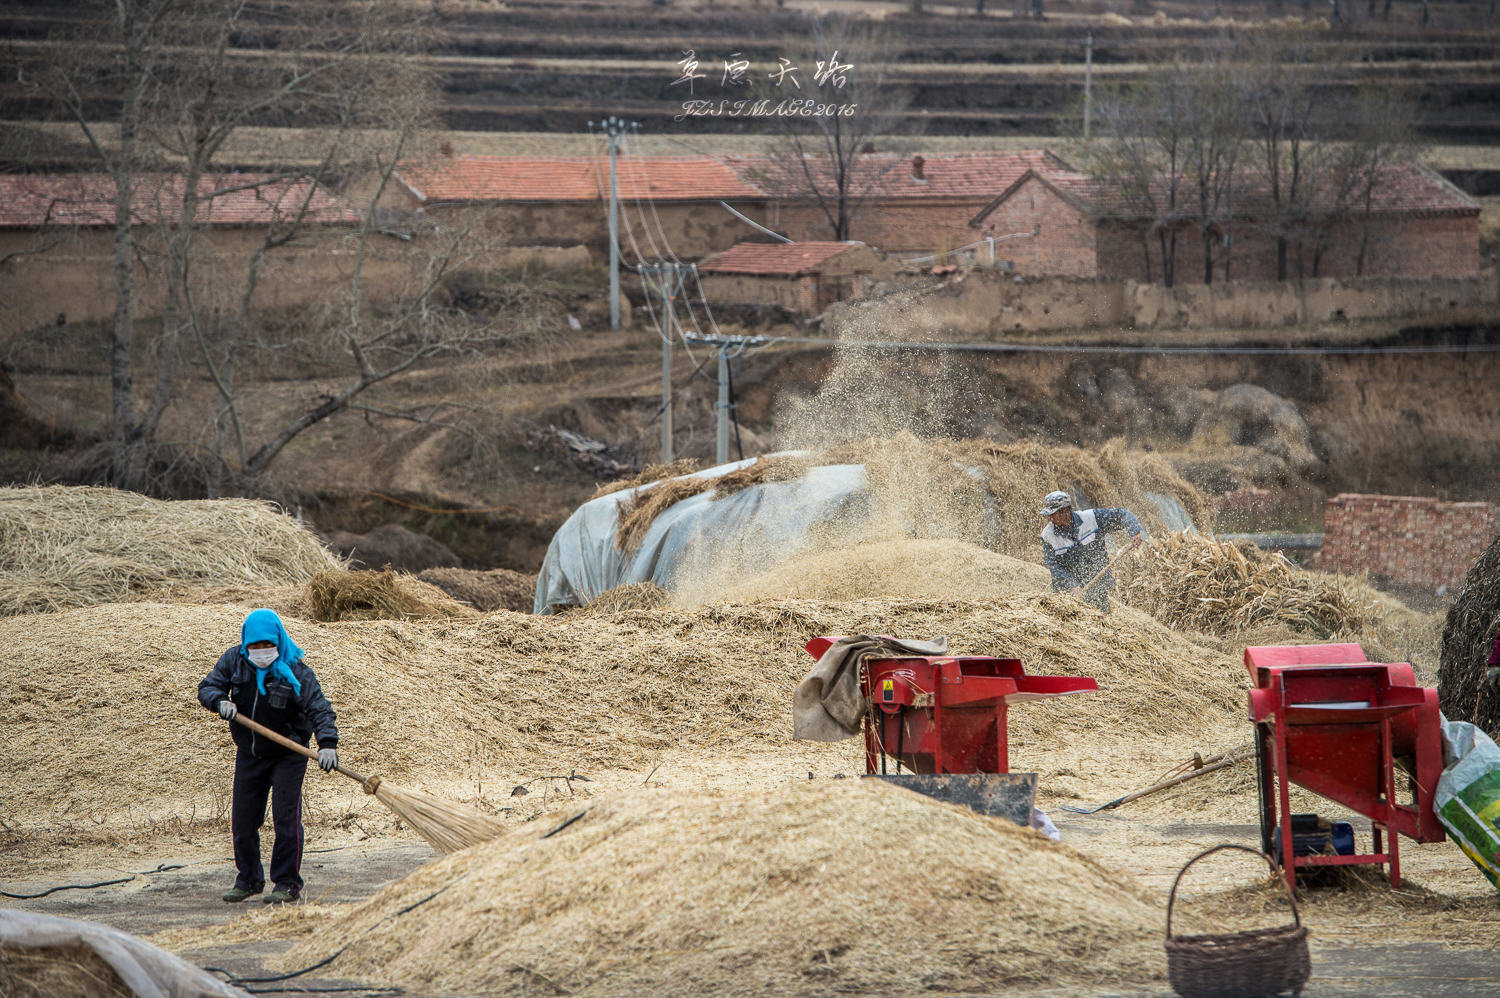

{"left": 1436, "top": 715, "right": 1500, "bottom": 889}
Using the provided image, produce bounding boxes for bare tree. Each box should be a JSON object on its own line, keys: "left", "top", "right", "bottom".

{"left": 748, "top": 18, "right": 914, "bottom": 243}
{"left": 14, "top": 0, "right": 185, "bottom": 490}
{"left": 1086, "top": 64, "right": 1195, "bottom": 287}
{"left": 1239, "top": 26, "right": 1349, "bottom": 281}
{"left": 1181, "top": 55, "right": 1246, "bottom": 284}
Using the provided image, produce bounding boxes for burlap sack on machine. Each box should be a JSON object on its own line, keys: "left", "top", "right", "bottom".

{"left": 1436, "top": 716, "right": 1500, "bottom": 888}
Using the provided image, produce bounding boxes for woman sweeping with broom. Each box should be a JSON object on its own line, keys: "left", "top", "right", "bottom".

{"left": 198, "top": 608, "right": 339, "bottom": 905}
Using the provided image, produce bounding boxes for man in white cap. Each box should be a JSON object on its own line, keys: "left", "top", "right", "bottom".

{"left": 1038, "top": 491, "right": 1146, "bottom": 614}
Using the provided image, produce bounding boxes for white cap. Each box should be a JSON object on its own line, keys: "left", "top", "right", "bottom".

{"left": 1038, "top": 491, "right": 1072, "bottom": 515}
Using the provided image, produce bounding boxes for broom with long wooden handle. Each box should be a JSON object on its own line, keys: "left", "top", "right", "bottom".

{"left": 230, "top": 713, "right": 506, "bottom": 855}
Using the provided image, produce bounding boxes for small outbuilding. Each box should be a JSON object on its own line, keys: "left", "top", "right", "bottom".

{"left": 695, "top": 241, "right": 897, "bottom": 315}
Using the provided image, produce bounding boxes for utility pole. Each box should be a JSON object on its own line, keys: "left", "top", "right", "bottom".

{"left": 715, "top": 345, "right": 730, "bottom": 465}
{"left": 590, "top": 116, "right": 635, "bottom": 329}
{"left": 684, "top": 331, "right": 760, "bottom": 466}
{"left": 1083, "top": 27, "right": 1093, "bottom": 142}
{"left": 660, "top": 263, "right": 674, "bottom": 463}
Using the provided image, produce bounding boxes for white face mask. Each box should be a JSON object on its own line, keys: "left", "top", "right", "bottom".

{"left": 247, "top": 647, "right": 278, "bottom": 668}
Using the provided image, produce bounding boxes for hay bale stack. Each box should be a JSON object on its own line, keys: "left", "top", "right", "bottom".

{"left": 1439, "top": 532, "right": 1500, "bottom": 734}
{"left": 278, "top": 782, "right": 1177, "bottom": 996}
{"left": 1120, "top": 531, "right": 1377, "bottom": 637}
{"left": 717, "top": 538, "right": 1050, "bottom": 603}
{"left": 0, "top": 485, "right": 340, "bottom": 617}
{"left": 417, "top": 568, "right": 536, "bottom": 613}
{"left": 308, "top": 570, "right": 479, "bottom": 622}
{"left": 2, "top": 594, "right": 1247, "bottom": 832}
{"left": 0, "top": 945, "right": 134, "bottom": 998}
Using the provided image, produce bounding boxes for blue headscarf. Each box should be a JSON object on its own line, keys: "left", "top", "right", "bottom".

{"left": 240, "top": 608, "right": 304, "bottom": 697}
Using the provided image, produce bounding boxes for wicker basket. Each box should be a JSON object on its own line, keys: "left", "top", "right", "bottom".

{"left": 1165, "top": 844, "right": 1311, "bottom": 998}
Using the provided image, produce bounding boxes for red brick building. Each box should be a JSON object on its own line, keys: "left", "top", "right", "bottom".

{"left": 395, "top": 155, "right": 772, "bottom": 259}
{"left": 696, "top": 241, "right": 899, "bottom": 315}
{"left": 720, "top": 150, "right": 1069, "bottom": 255}
{"left": 395, "top": 151, "right": 1069, "bottom": 260}
{"left": 968, "top": 163, "right": 1481, "bottom": 282}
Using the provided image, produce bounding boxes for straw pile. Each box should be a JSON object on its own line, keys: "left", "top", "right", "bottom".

{"left": 0, "top": 485, "right": 341, "bottom": 617}
{"left": 714, "top": 538, "right": 1050, "bottom": 603}
{"left": 1439, "top": 531, "right": 1500, "bottom": 733}
{"left": 416, "top": 568, "right": 536, "bottom": 613}
{"left": 307, "top": 570, "right": 479, "bottom": 622}
{"left": 575, "top": 581, "right": 672, "bottom": 613}
{"left": 592, "top": 458, "right": 701, "bottom": 499}
{"left": 1120, "top": 531, "right": 1377, "bottom": 637}
{"left": 1, "top": 593, "right": 1248, "bottom": 831}
{"left": 278, "top": 781, "right": 1180, "bottom": 996}
{"left": 605, "top": 435, "right": 1211, "bottom": 563}
{"left": 0, "top": 945, "right": 133, "bottom": 998}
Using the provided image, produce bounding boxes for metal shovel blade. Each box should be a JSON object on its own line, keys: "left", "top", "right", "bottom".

{"left": 866, "top": 773, "right": 1036, "bottom": 826}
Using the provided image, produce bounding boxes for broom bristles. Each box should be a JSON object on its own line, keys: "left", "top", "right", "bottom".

{"left": 371, "top": 779, "right": 509, "bottom": 855}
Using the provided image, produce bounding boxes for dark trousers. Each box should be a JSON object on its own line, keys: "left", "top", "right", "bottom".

{"left": 231, "top": 750, "right": 306, "bottom": 895}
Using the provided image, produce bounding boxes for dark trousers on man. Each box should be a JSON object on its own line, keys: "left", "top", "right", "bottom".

{"left": 231, "top": 750, "right": 306, "bottom": 896}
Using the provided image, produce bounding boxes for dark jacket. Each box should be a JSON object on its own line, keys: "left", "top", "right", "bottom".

{"left": 1040, "top": 507, "right": 1145, "bottom": 593}
{"left": 198, "top": 648, "right": 339, "bottom": 759}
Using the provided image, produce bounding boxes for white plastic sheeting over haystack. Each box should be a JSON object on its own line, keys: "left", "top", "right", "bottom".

{"left": 534, "top": 458, "right": 871, "bottom": 613}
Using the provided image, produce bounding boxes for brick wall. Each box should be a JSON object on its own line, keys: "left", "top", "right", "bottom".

{"left": 972, "top": 176, "right": 1099, "bottom": 277}
{"left": 1312, "top": 493, "right": 1497, "bottom": 589}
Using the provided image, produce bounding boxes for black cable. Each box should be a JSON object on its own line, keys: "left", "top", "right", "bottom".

{"left": 205, "top": 884, "right": 456, "bottom": 986}
{"left": 542, "top": 810, "right": 589, "bottom": 839}
{"left": 2, "top": 877, "right": 134, "bottom": 899}
{"left": 241, "top": 988, "right": 404, "bottom": 996}
{"left": 2, "top": 861, "right": 193, "bottom": 899}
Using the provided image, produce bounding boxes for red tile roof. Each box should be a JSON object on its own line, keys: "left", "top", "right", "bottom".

{"left": 972, "top": 163, "right": 1479, "bottom": 225}
{"left": 395, "top": 150, "right": 1068, "bottom": 205}
{"left": 722, "top": 150, "right": 1071, "bottom": 201}
{"left": 397, "top": 155, "right": 762, "bottom": 203}
{"left": 697, "top": 241, "right": 859, "bottom": 275}
{"left": 0, "top": 173, "right": 357, "bottom": 229}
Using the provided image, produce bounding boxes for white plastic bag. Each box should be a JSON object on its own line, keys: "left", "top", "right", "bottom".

{"left": 1436, "top": 715, "right": 1500, "bottom": 888}
{"left": 0, "top": 910, "right": 248, "bottom": 998}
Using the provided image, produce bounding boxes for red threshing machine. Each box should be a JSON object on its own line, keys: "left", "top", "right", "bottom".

{"left": 1246, "top": 643, "right": 1446, "bottom": 892}
{"left": 805, "top": 636, "right": 1098, "bottom": 824}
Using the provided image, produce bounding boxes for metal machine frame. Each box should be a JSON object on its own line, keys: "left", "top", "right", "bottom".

{"left": 1245, "top": 643, "right": 1444, "bottom": 893}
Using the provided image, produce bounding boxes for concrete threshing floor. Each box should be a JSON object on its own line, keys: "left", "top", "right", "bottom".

{"left": 4, "top": 812, "right": 1495, "bottom": 997}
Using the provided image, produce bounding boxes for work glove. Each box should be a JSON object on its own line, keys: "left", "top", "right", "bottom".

{"left": 1485, "top": 667, "right": 1500, "bottom": 689}
{"left": 218, "top": 700, "right": 237, "bottom": 721}
{"left": 318, "top": 748, "right": 339, "bottom": 773}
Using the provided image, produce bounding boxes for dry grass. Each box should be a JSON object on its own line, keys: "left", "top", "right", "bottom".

{"left": 714, "top": 537, "right": 1050, "bottom": 603}
{"left": 275, "top": 781, "right": 1185, "bottom": 996}
{"left": 592, "top": 458, "right": 701, "bottom": 500}
{"left": 416, "top": 567, "right": 536, "bottom": 613}
{"left": 0, "top": 594, "right": 1251, "bottom": 834}
{"left": 0, "top": 485, "right": 341, "bottom": 617}
{"left": 575, "top": 581, "right": 672, "bottom": 613}
{"left": 0, "top": 945, "right": 133, "bottom": 998}
{"left": 147, "top": 904, "right": 346, "bottom": 952}
{"left": 1119, "top": 531, "right": 1378, "bottom": 637}
{"left": 307, "top": 570, "right": 479, "bottom": 622}
{"left": 606, "top": 435, "right": 1212, "bottom": 566}
{"left": 614, "top": 476, "right": 718, "bottom": 554}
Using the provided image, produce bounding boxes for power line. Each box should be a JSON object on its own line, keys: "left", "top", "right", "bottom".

{"left": 681, "top": 331, "right": 1500, "bottom": 357}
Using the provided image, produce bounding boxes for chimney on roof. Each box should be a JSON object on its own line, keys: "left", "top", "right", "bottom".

{"left": 911, "top": 155, "right": 926, "bottom": 181}
{"left": 439, "top": 141, "right": 454, "bottom": 157}
{"left": 862, "top": 142, "right": 876, "bottom": 154}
